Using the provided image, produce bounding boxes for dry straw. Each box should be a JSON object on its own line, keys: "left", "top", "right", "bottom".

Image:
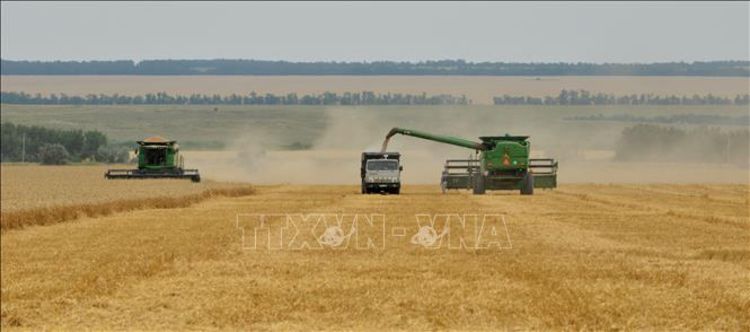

{"left": 0, "top": 186, "right": 255, "bottom": 231}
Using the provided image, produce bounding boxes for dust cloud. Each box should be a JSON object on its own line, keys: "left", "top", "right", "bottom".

{"left": 186, "top": 108, "right": 452, "bottom": 184}
{"left": 185, "top": 107, "right": 750, "bottom": 185}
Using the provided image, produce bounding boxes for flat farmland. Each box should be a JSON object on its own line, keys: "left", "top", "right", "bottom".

{"left": 3, "top": 75, "right": 749, "bottom": 104}
{"left": 0, "top": 165, "right": 254, "bottom": 231}
{"left": 0, "top": 165, "right": 249, "bottom": 213}
{"left": 1, "top": 184, "right": 748, "bottom": 330}
{"left": 2, "top": 74, "right": 749, "bottom": 330}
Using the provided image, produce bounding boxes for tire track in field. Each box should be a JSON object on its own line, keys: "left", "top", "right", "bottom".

{"left": 551, "top": 188, "right": 749, "bottom": 229}
{"left": 530, "top": 186, "right": 750, "bottom": 267}
{"left": 617, "top": 184, "right": 748, "bottom": 205}
{"left": 468, "top": 189, "right": 650, "bottom": 252}
{"left": 466, "top": 185, "right": 748, "bottom": 258}
{"left": 469, "top": 185, "right": 750, "bottom": 329}
{"left": 588, "top": 184, "right": 749, "bottom": 209}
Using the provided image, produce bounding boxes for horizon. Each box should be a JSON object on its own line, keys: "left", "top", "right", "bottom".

{"left": 2, "top": 58, "right": 749, "bottom": 64}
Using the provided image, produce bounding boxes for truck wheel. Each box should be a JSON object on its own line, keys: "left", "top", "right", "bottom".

{"left": 191, "top": 175, "right": 201, "bottom": 183}
{"left": 521, "top": 173, "right": 534, "bottom": 195}
{"left": 393, "top": 187, "right": 400, "bottom": 195}
{"left": 473, "top": 174, "right": 486, "bottom": 195}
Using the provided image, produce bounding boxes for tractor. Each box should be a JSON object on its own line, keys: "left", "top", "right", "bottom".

{"left": 383, "top": 128, "right": 557, "bottom": 195}
{"left": 105, "top": 136, "right": 201, "bottom": 182}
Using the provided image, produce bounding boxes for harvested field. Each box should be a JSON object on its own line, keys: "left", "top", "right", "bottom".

{"left": 0, "top": 165, "right": 254, "bottom": 230}
{"left": 1, "top": 184, "right": 748, "bottom": 330}
{"left": 3, "top": 75, "right": 749, "bottom": 104}
{"left": 0, "top": 165, "right": 249, "bottom": 212}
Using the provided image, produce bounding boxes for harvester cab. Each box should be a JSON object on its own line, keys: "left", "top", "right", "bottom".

{"left": 383, "top": 128, "right": 557, "bottom": 195}
{"left": 105, "top": 136, "right": 201, "bottom": 182}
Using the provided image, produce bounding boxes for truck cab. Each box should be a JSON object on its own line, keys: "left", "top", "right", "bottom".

{"left": 361, "top": 152, "right": 402, "bottom": 194}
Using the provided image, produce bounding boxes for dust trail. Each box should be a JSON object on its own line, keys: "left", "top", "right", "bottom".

{"left": 184, "top": 108, "right": 451, "bottom": 184}
{"left": 184, "top": 106, "right": 750, "bottom": 185}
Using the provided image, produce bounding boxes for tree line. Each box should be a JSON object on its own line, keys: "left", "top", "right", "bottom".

{"left": 4, "top": 90, "right": 747, "bottom": 106}
{"left": 0, "top": 91, "right": 470, "bottom": 105}
{"left": 1, "top": 122, "right": 128, "bottom": 164}
{"left": 494, "top": 90, "right": 750, "bottom": 106}
{"left": 2, "top": 59, "right": 748, "bottom": 76}
{"left": 567, "top": 113, "right": 749, "bottom": 126}
{"left": 615, "top": 124, "right": 749, "bottom": 166}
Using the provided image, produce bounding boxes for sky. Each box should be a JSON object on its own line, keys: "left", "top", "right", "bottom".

{"left": 1, "top": 1, "right": 748, "bottom": 63}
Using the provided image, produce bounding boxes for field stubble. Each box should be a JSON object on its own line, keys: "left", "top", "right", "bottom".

{"left": 0, "top": 165, "right": 254, "bottom": 231}
{"left": 1, "top": 183, "right": 748, "bottom": 330}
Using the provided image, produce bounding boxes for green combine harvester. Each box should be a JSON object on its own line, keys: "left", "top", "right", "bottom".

{"left": 383, "top": 128, "right": 557, "bottom": 195}
{"left": 105, "top": 136, "right": 201, "bottom": 182}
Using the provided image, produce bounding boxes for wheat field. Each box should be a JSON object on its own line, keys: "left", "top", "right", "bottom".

{"left": 2, "top": 183, "right": 748, "bottom": 330}
{"left": 0, "top": 165, "right": 254, "bottom": 230}
{"left": 3, "top": 75, "right": 748, "bottom": 104}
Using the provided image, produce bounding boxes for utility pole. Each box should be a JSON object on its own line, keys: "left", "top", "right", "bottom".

{"left": 21, "top": 133, "right": 26, "bottom": 163}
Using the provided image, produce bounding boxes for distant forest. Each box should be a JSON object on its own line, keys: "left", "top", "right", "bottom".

{"left": 2, "top": 59, "right": 748, "bottom": 76}
{"left": 3, "top": 90, "right": 748, "bottom": 106}
{"left": 0, "top": 91, "right": 469, "bottom": 105}
{"left": 567, "top": 113, "right": 750, "bottom": 126}
{"left": 1, "top": 122, "right": 128, "bottom": 163}
{"left": 494, "top": 90, "right": 750, "bottom": 105}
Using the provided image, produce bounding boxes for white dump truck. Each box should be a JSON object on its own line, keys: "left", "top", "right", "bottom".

{"left": 360, "top": 152, "right": 402, "bottom": 194}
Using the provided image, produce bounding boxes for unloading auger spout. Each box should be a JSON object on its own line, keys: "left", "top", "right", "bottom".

{"left": 381, "top": 127, "right": 485, "bottom": 152}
